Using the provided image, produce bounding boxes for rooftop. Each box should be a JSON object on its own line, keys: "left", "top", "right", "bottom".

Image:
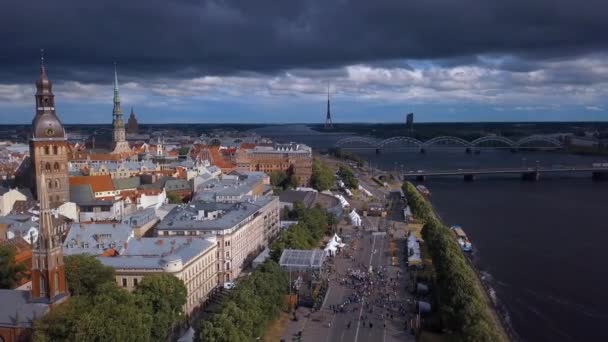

{"left": 0, "top": 290, "right": 49, "bottom": 328}
{"left": 194, "top": 172, "right": 267, "bottom": 202}
{"left": 157, "top": 196, "right": 274, "bottom": 232}
{"left": 63, "top": 222, "right": 135, "bottom": 256}
{"left": 279, "top": 249, "right": 326, "bottom": 271}
{"left": 97, "top": 237, "right": 215, "bottom": 270}
{"left": 69, "top": 175, "right": 115, "bottom": 193}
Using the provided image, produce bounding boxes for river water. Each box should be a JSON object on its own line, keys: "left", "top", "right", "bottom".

{"left": 256, "top": 125, "right": 608, "bottom": 341}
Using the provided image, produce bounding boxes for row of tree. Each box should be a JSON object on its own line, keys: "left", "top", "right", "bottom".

{"left": 337, "top": 164, "right": 358, "bottom": 189}
{"left": 34, "top": 255, "right": 187, "bottom": 342}
{"left": 311, "top": 159, "right": 335, "bottom": 191}
{"left": 270, "top": 202, "right": 335, "bottom": 261}
{"left": 402, "top": 182, "right": 436, "bottom": 223}
{"left": 402, "top": 182, "right": 502, "bottom": 341}
{"left": 195, "top": 261, "right": 288, "bottom": 342}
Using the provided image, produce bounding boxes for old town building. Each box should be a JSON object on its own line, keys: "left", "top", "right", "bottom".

{"left": 29, "top": 55, "right": 70, "bottom": 206}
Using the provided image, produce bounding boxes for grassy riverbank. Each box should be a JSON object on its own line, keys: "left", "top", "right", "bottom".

{"left": 403, "top": 182, "right": 508, "bottom": 342}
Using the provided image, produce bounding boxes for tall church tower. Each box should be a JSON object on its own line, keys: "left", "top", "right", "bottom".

{"left": 30, "top": 173, "right": 68, "bottom": 304}
{"left": 111, "top": 63, "right": 130, "bottom": 154}
{"left": 30, "top": 52, "right": 70, "bottom": 206}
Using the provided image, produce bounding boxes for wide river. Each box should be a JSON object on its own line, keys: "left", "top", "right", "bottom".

{"left": 256, "top": 125, "right": 608, "bottom": 341}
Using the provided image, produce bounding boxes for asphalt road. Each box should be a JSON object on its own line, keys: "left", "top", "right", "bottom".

{"left": 282, "top": 223, "right": 415, "bottom": 342}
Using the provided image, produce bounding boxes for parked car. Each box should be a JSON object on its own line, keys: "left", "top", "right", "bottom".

{"left": 223, "top": 282, "right": 236, "bottom": 290}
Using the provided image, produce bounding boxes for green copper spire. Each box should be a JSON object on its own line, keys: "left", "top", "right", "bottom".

{"left": 113, "top": 62, "right": 122, "bottom": 116}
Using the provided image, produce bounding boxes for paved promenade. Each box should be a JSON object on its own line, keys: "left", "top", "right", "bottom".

{"left": 281, "top": 219, "right": 416, "bottom": 342}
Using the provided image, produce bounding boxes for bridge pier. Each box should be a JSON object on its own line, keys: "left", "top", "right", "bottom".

{"left": 592, "top": 171, "right": 608, "bottom": 181}
{"left": 463, "top": 174, "right": 475, "bottom": 182}
{"left": 416, "top": 175, "right": 426, "bottom": 182}
{"left": 521, "top": 171, "right": 540, "bottom": 181}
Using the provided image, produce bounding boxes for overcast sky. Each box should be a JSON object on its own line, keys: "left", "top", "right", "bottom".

{"left": 1, "top": 0, "right": 607, "bottom": 124}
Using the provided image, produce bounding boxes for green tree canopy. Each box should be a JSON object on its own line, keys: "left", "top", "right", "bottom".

{"left": 195, "top": 260, "right": 288, "bottom": 342}
{"left": 167, "top": 192, "right": 182, "bottom": 204}
{"left": 134, "top": 274, "right": 187, "bottom": 341}
{"left": 34, "top": 283, "right": 153, "bottom": 342}
{"left": 64, "top": 254, "right": 115, "bottom": 296}
{"left": 338, "top": 164, "right": 358, "bottom": 189}
{"left": 0, "top": 244, "right": 27, "bottom": 289}
{"left": 403, "top": 181, "right": 502, "bottom": 341}
{"left": 311, "top": 159, "right": 335, "bottom": 191}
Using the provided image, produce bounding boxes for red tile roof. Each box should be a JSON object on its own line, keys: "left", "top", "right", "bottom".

{"left": 69, "top": 175, "right": 115, "bottom": 193}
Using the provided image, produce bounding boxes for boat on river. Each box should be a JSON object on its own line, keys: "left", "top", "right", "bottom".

{"left": 416, "top": 185, "right": 431, "bottom": 196}
{"left": 450, "top": 225, "right": 473, "bottom": 253}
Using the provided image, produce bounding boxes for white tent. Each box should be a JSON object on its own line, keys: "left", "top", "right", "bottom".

{"left": 358, "top": 185, "right": 373, "bottom": 197}
{"left": 334, "top": 194, "right": 350, "bottom": 208}
{"left": 407, "top": 234, "right": 422, "bottom": 266}
{"left": 349, "top": 210, "right": 362, "bottom": 227}
{"left": 324, "top": 234, "right": 346, "bottom": 256}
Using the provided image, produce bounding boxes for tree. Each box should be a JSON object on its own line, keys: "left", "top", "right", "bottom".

{"left": 195, "top": 260, "right": 288, "bottom": 342}
{"left": 311, "top": 159, "right": 334, "bottom": 191}
{"left": 178, "top": 146, "right": 190, "bottom": 155}
{"left": 269, "top": 170, "right": 288, "bottom": 188}
{"left": 64, "top": 254, "right": 115, "bottom": 296}
{"left": 0, "top": 244, "right": 27, "bottom": 289}
{"left": 135, "top": 274, "right": 187, "bottom": 341}
{"left": 167, "top": 192, "right": 182, "bottom": 204}
{"left": 34, "top": 283, "right": 153, "bottom": 342}
{"left": 338, "top": 165, "right": 358, "bottom": 189}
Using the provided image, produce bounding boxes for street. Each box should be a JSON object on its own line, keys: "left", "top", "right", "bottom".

{"left": 281, "top": 218, "right": 415, "bottom": 342}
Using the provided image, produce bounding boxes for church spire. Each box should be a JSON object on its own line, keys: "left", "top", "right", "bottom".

{"left": 40, "top": 48, "right": 46, "bottom": 76}
{"left": 37, "top": 173, "right": 53, "bottom": 248}
{"left": 30, "top": 172, "right": 69, "bottom": 304}
{"left": 113, "top": 62, "right": 122, "bottom": 116}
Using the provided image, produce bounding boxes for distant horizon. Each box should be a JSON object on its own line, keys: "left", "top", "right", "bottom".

{"left": 2, "top": 119, "right": 608, "bottom": 126}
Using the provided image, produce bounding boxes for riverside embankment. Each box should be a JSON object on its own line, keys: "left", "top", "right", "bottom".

{"left": 402, "top": 181, "right": 510, "bottom": 342}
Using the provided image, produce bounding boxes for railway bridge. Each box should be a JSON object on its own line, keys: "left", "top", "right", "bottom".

{"left": 401, "top": 165, "right": 608, "bottom": 182}
{"left": 335, "top": 135, "right": 564, "bottom": 153}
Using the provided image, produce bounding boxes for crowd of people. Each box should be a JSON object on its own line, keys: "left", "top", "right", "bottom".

{"left": 323, "top": 230, "right": 413, "bottom": 333}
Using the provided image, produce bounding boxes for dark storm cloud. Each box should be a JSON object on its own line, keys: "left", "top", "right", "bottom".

{"left": 1, "top": 0, "right": 607, "bottom": 83}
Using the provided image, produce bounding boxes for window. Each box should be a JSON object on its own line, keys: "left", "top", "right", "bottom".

{"left": 54, "top": 162, "right": 60, "bottom": 171}
{"left": 53, "top": 146, "right": 58, "bottom": 155}
{"left": 122, "top": 278, "right": 127, "bottom": 287}
{"left": 44, "top": 146, "right": 50, "bottom": 155}
{"left": 45, "top": 162, "right": 51, "bottom": 171}
{"left": 134, "top": 278, "right": 138, "bottom": 287}
{"left": 54, "top": 179, "right": 60, "bottom": 189}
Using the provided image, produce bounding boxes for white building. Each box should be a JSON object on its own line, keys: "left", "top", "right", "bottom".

{"left": 156, "top": 196, "right": 280, "bottom": 283}
{"left": 98, "top": 237, "right": 218, "bottom": 314}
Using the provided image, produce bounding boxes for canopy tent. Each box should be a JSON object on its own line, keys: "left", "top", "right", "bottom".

{"left": 324, "top": 234, "right": 346, "bottom": 256}
{"left": 407, "top": 234, "right": 422, "bottom": 266}
{"left": 348, "top": 210, "right": 362, "bottom": 227}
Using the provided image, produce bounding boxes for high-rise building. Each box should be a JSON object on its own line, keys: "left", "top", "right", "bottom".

{"left": 127, "top": 107, "right": 139, "bottom": 134}
{"left": 406, "top": 112, "right": 414, "bottom": 132}
{"left": 29, "top": 53, "right": 70, "bottom": 206}
{"left": 111, "top": 64, "right": 130, "bottom": 154}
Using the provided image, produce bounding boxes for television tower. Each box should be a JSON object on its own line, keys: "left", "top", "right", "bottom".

{"left": 324, "top": 82, "right": 333, "bottom": 129}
